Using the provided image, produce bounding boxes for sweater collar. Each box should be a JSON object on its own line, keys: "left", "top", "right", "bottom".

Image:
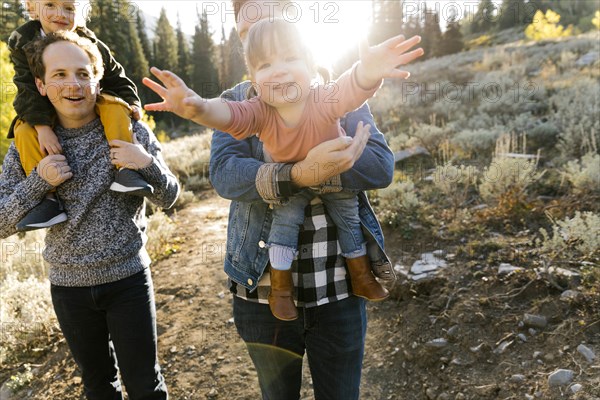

{"left": 55, "top": 118, "right": 102, "bottom": 138}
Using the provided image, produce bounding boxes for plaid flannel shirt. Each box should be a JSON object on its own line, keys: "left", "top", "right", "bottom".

{"left": 229, "top": 164, "right": 351, "bottom": 308}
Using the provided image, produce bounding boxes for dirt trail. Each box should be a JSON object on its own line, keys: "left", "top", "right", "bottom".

{"left": 6, "top": 191, "right": 600, "bottom": 399}
{"left": 13, "top": 193, "right": 385, "bottom": 399}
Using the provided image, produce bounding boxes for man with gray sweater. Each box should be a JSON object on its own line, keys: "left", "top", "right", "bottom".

{"left": 0, "top": 31, "right": 179, "bottom": 399}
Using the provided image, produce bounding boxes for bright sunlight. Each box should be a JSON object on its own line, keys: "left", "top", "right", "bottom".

{"left": 295, "top": 1, "right": 373, "bottom": 69}
{"left": 144, "top": 1, "right": 374, "bottom": 70}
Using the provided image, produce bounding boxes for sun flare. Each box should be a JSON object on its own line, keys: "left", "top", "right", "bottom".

{"left": 295, "top": 1, "right": 373, "bottom": 70}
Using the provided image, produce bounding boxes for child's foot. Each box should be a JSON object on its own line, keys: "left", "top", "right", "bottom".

{"left": 268, "top": 268, "right": 298, "bottom": 321}
{"left": 16, "top": 197, "right": 67, "bottom": 232}
{"left": 110, "top": 168, "right": 154, "bottom": 197}
{"left": 346, "top": 255, "right": 389, "bottom": 301}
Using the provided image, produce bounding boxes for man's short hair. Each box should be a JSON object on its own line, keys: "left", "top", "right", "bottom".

{"left": 25, "top": 30, "right": 104, "bottom": 81}
{"left": 232, "top": 0, "right": 292, "bottom": 21}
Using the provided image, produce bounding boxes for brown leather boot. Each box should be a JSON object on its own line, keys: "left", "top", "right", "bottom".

{"left": 268, "top": 267, "right": 298, "bottom": 321}
{"left": 346, "top": 255, "right": 389, "bottom": 301}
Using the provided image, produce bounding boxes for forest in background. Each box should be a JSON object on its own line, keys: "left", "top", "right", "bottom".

{"left": 1, "top": 0, "right": 599, "bottom": 142}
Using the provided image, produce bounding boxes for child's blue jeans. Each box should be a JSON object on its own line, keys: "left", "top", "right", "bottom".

{"left": 268, "top": 189, "right": 367, "bottom": 270}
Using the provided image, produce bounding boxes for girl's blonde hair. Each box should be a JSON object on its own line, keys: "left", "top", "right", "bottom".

{"left": 24, "top": 0, "right": 91, "bottom": 27}
{"left": 245, "top": 18, "right": 330, "bottom": 83}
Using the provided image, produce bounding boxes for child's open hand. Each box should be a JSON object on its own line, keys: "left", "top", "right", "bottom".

{"left": 143, "top": 67, "right": 206, "bottom": 121}
{"left": 357, "top": 35, "right": 424, "bottom": 89}
{"left": 37, "top": 125, "right": 62, "bottom": 156}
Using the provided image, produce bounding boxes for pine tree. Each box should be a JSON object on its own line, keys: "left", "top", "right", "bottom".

{"left": 1, "top": 0, "right": 26, "bottom": 42}
{"left": 402, "top": 12, "right": 422, "bottom": 39}
{"left": 153, "top": 8, "right": 178, "bottom": 71}
{"left": 175, "top": 14, "right": 191, "bottom": 83}
{"left": 136, "top": 10, "right": 153, "bottom": 65}
{"left": 498, "top": 0, "right": 529, "bottom": 29}
{"left": 218, "top": 25, "right": 228, "bottom": 90}
{"left": 225, "top": 27, "right": 247, "bottom": 88}
{"left": 438, "top": 15, "right": 464, "bottom": 57}
{"left": 472, "top": 0, "right": 498, "bottom": 33}
{"left": 422, "top": 4, "right": 442, "bottom": 58}
{"left": 151, "top": 8, "right": 179, "bottom": 127}
{"left": 370, "top": 0, "right": 403, "bottom": 44}
{"left": 88, "top": 0, "right": 148, "bottom": 100}
{"left": 87, "top": 0, "right": 119, "bottom": 46}
{"left": 126, "top": 24, "right": 149, "bottom": 91}
{"left": 191, "top": 8, "right": 220, "bottom": 99}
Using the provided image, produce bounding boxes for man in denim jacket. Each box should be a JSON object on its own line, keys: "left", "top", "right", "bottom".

{"left": 208, "top": 1, "right": 396, "bottom": 398}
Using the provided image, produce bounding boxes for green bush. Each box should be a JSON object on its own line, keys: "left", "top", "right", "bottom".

{"left": 478, "top": 134, "right": 545, "bottom": 205}
{"left": 374, "top": 179, "right": 419, "bottom": 227}
{"left": 161, "top": 131, "right": 212, "bottom": 184}
{"left": 563, "top": 152, "right": 600, "bottom": 195}
{"left": 537, "top": 211, "right": 600, "bottom": 261}
{"left": 0, "top": 273, "right": 58, "bottom": 365}
{"left": 432, "top": 162, "right": 479, "bottom": 209}
{"left": 0, "top": 231, "right": 47, "bottom": 282}
{"left": 146, "top": 209, "right": 177, "bottom": 261}
{"left": 549, "top": 78, "right": 600, "bottom": 162}
{"left": 451, "top": 127, "right": 505, "bottom": 159}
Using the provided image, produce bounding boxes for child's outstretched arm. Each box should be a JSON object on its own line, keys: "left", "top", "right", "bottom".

{"left": 143, "top": 67, "right": 232, "bottom": 130}
{"left": 355, "top": 35, "right": 424, "bottom": 90}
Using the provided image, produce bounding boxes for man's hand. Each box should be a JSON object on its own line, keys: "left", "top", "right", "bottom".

{"left": 36, "top": 125, "right": 62, "bottom": 155}
{"left": 142, "top": 67, "right": 206, "bottom": 121}
{"left": 37, "top": 154, "right": 72, "bottom": 187}
{"left": 292, "top": 121, "right": 371, "bottom": 188}
{"left": 356, "top": 35, "right": 424, "bottom": 89}
{"left": 109, "top": 134, "right": 152, "bottom": 170}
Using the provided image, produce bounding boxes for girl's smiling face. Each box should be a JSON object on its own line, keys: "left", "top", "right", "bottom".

{"left": 251, "top": 46, "right": 313, "bottom": 108}
{"left": 246, "top": 19, "right": 317, "bottom": 109}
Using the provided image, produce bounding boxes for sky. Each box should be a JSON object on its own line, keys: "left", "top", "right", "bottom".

{"left": 137, "top": 1, "right": 501, "bottom": 67}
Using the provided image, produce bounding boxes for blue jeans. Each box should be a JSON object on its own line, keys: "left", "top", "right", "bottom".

{"left": 233, "top": 295, "right": 367, "bottom": 400}
{"left": 269, "top": 190, "right": 366, "bottom": 268}
{"left": 51, "top": 268, "right": 168, "bottom": 400}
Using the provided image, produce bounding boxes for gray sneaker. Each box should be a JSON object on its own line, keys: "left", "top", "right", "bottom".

{"left": 16, "top": 198, "right": 67, "bottom": 232}
{"left": 110, "top": 168, "right": 154, "bottom": 197}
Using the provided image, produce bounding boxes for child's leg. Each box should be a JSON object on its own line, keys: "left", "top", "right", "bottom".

{"left": 319, "top": 191, "right": 366, "bottom": 258}
{"left": 321, "top": 191, "right": 388, "bottom": 301}
{"left": 268, "top": 190, "right": 314, "bottom": 270}
{"left": 97, "top": 94, "right": 153, "bottom": 196}
{"left": 267, "top": 190, "right": 314, "bottom": 321}
{"left": 13, "top": 121, "right": 67, "bottom": 231}
{"left": 95, "top": 93, "right": 133, "bottom": 146}
{"left": 13, "top": 119, "right": 45, "bottom": 177}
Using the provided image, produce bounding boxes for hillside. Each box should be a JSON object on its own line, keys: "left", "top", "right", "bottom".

{"left": 1, "top": 31, "right": 599, "bottom": 399}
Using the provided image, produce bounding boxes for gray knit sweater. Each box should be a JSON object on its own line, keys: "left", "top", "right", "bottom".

{"left": 0, "top": 118, "right": 180, "bottom": 287}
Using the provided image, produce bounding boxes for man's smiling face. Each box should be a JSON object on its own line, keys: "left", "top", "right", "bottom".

{"left": 36, "top": 40, "right": 99, "bottom": 128}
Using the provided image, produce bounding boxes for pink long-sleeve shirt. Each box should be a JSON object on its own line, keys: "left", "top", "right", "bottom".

{"left": 223, "top": 65, "right": 381, "bottom": 163}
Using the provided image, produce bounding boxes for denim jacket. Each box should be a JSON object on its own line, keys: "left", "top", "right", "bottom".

{"left": 209, "top": 81, "right": 395, "bottom": 291}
